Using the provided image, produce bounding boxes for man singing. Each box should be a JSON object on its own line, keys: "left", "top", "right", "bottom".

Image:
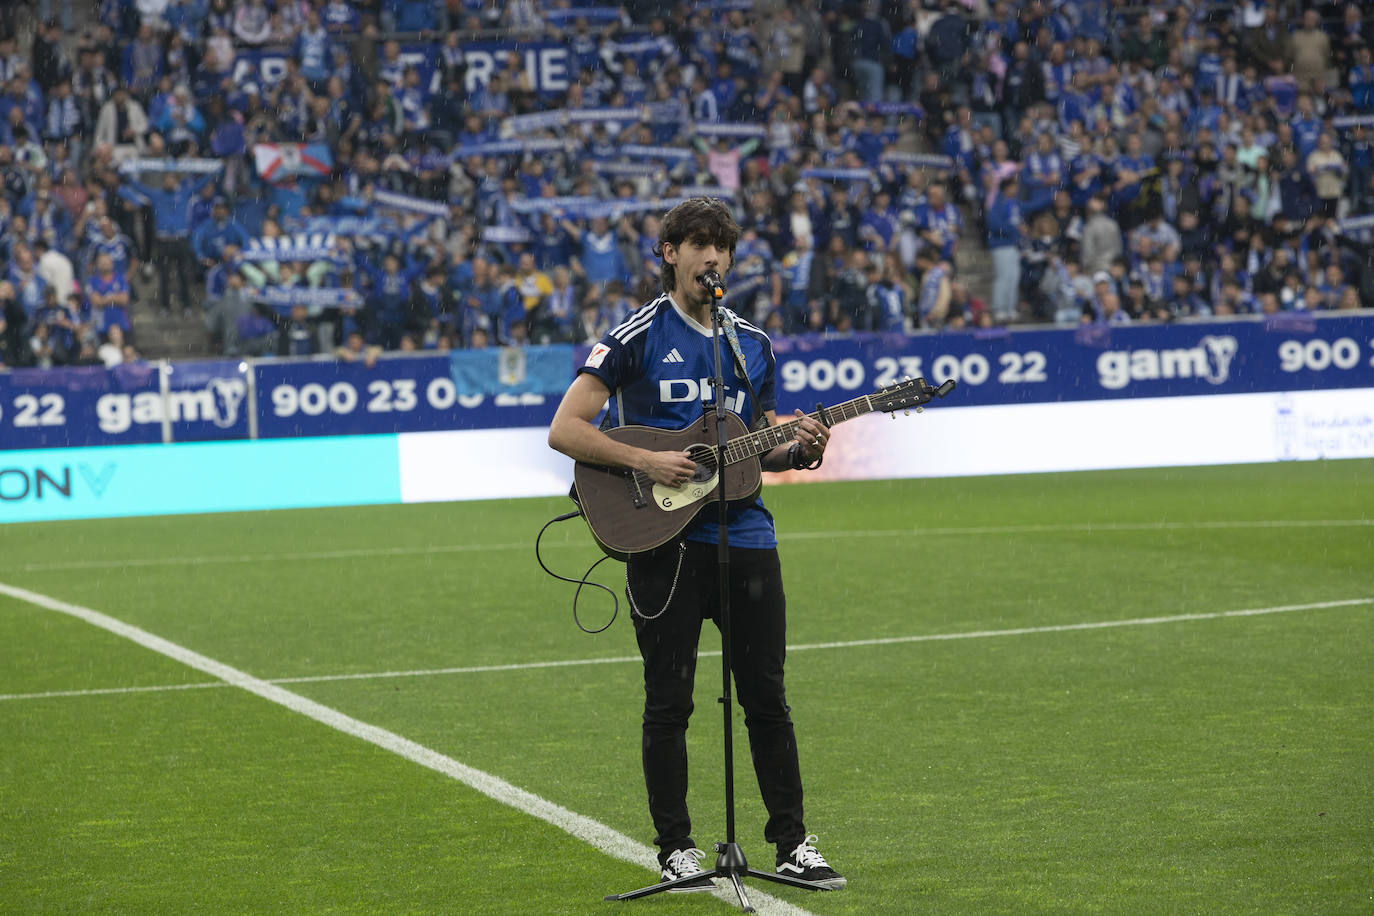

{"left": 548, "top": 198, "right": 845, "bottom": 891}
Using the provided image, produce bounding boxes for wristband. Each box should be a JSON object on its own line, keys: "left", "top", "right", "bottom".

{"left": 788, "top": 442, "right": 823, "bottom": 471}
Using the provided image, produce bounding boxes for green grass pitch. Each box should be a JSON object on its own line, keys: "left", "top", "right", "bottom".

{"left": 2, "top": 460, "right": 1372, "bottom": 914}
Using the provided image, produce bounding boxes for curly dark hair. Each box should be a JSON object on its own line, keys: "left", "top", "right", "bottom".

{"left": 652, "top": 197, "right": 740, "bottom": 294}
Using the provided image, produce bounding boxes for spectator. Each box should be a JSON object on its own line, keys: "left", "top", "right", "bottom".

{"left": 28, "top": 311, "right": 56, "bottom": 367}
{"left": 568, "top": 215, "right": 628, "bottom": 289}
{"left": 915, "top": 183, "right": 961, "bottom": 263}
{"left": 97, "top": 323, "right": 130, "bottom": 367}
{"left": 94, "top": 86, "right": 149, "bottom": 161}
{"left": 778, "top": 233, "right": 819, "bottom": 334}
{"left": 8, "top": 245, "right": 47, "bottom": 317}
{"left": 43, "top": 78, "right": 82, "bottom": 150}
{"left": 86, "top": 216, "right": 138, "bottom": 281}
{"left": 530, "top": 264, "right": 577, "bottom": 344}
{"left": 0, "top": 0, "right": 1370, "bottom": 363}
{"left": 849, "top": 1, "right": 891, "bottom": 104}
{"left": 209, "top": 262, "right": 252, "bottom": 356}
{"left": 1245, "top": 7, "right": 1289, "bottom": 74}
{"left": 1290, "top": 9, "right": 1332, "bottom": 95}
{"left": 334, "top": 325, "right": 379, "bottom": 366}
{"left": 122, "top": 169, "right": 218, "bottom": 316}
{"left": 32, "top": 283, "right": 79, "bottom": 363}
{"left": 691, "top": 74, "right": 719, "bottom": 124}
{"left": 986, "top": 176, "right": 1022, "bottom": 322}
{"left": 832, "top": 249, "right": 871, "bottom": 331}
{"left": 866, "top": 260, "right": 908, "bottom": 332}
{"left": 278, "top": 304, "right": 316, "bottom": 357}
{"left": 408, "top": 265, "right": 451, "bottom": 348}
{"left": 0, "top": 280, "right": 22, "bottom": 365}
{"left": 367, "top": 253, "right": 415, "bottom": 351}
{"left": 914, "top": 247, "right": 952, "bottom": 329}
{"left": 1306, "top": 133, "right": 1349, "bottom": 220}
{"left": 192, "top": 198, "right": 250, "bottom": 269}
{"left": 1277, "top": 147, "right": 1317, "bottom": 235}
{"left": 155, "top": 85, "right": 205, "bottom": 155}
{"left": 571, "top": 295, "right": 610, "bottom": 346}
{"left": 33, "top": 227, "right": 73, "bottom": 295}
{"left": 926, "top": 1, "right": 970, "bottom": 97}
{"left": 801, "top": 68, "right": 836, "bottom": 117}
{"left": 1080, "top": 195, "right": 1123, "bottom": 275}
{"left": 769, "top": 7, "right": 808, "bottom": 95}
{"left": 122, "top": 25, "right": 163, "bottom": 98}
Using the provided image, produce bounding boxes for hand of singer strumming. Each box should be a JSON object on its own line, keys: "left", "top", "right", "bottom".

{"left": 641, "top": 449, "right": 697, "bottom": 487}
{"left": 793, "top": 409, "right": 829, "bottom": 461}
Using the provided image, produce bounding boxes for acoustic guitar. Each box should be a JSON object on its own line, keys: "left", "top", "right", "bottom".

{"left": 573, "top": 377, "right": 954, "bottom": 559}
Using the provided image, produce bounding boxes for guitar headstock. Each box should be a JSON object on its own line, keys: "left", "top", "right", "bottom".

{"left": 871, "top": 376, "right": 956, "bottom": 416}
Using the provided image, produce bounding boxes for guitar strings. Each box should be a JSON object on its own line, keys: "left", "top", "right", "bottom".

{"left": 625, "top": 414, "right": 821, "bottom": 492}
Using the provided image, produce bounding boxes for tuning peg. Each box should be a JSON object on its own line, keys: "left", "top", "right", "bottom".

{"left": 889, "top": 412, "right": 895, "bottom": 419}
{"left": 904, "top": 409, "right": 910, "bottom": 416}
{"left": 916, "top": 406, "right": 923, "bottom": 413}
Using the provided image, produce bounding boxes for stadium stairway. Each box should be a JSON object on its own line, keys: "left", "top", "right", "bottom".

{"left": 130, "top": 272, "right": 216, "bottom": 359}
{"left": 954, "top": 228, "right": 995, "bottom": 305}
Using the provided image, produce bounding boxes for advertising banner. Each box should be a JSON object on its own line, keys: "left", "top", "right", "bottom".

{"left": 0, "top": 435, "right": 401, "bottom": 524}
{"left": 253, "top": 353, "right": 559, "bottom": 440}
{"left": 0, "top": 362, "right": 162, "bottom": 450}
{"left": 4, "top": 316, "right": 1373, "bottom": 452}
{"left": 763, "top": 315, "right": 1374, "bottom": 415}
{"left": 164, "top": 360, "right": 253, "bottom": 443}
{"left": 0, "top": 361, "right": 251, "bottom": 450}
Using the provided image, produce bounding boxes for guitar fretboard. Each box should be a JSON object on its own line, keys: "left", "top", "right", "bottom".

{"left": 721, "top": 394, "right": 876, "bottom": 466}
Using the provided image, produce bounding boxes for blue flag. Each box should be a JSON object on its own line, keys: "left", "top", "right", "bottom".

{"left": 450, "top": 344, "right": 574, "bottom": 397}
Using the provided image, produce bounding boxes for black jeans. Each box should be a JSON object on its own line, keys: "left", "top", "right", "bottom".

{"left": 628, "top": 539, "right": 805, "bottom": 864}
{"left": 153, "top": 237, "right": 196, "bottom": 313}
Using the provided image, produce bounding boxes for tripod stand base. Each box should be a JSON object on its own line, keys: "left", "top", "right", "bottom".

{"left": 604, "top": 842, "right": 838, "bottom": 911}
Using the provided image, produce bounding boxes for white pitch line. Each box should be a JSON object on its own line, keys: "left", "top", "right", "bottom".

{"left": 783, "top": 597, "right": 1374, "bottom": 652}
{"left": 3, "top": 518, "right": 1370, "bottom": 574}
{"left": 4, "top": 597, "right": 1368, "bottom": 703}
{"left": 0, "top": 681, "right": 225, "bottom": 702}
{"left": 1, "top": 542, "right": 536, "bottom": 573}
{"left": 0, "top": 580, "right": 814, "bottom": 916}
{"left": 782, "top": 518, "right": 1374, "bottom": 540}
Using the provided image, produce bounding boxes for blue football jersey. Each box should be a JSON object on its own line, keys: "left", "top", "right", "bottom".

{"left": 578, "top": 293, "right": 779, "bottom": 548}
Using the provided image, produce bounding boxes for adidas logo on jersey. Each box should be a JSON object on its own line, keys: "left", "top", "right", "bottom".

{"left": 662, "top": 348, "right": 685, "bottom": 364}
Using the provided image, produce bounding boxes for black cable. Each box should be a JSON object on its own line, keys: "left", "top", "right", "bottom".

{"left": 534, "top": 508, "right": 619, "bottom": 634}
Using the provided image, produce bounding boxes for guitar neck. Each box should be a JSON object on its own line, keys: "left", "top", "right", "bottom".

{"left": 721, "top": 394, "right": 877, "bottom": 466}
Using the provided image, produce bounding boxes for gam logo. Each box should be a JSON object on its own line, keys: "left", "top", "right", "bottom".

{"left": 1096, "top": 335, "right": 1238, "bottom": 391}
{"left": 96, "top": 379, "right": 248, "bottom": 434}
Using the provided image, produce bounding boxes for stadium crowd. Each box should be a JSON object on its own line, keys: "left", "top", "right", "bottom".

{"left": 1, "top": 0, "right": 1373, "bottom": 369}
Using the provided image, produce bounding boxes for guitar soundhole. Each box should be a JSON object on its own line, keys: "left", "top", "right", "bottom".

{"left": 686, "top": 444, "right": 718, "bottom": 481}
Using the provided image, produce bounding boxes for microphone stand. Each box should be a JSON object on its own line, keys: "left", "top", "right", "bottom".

{"left": 605, "top": 283, "right": 832, "bottom": 912}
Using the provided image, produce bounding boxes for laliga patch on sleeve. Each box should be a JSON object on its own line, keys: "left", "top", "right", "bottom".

{"left": 585, "top": 342, "right": 611, "bottom": 369}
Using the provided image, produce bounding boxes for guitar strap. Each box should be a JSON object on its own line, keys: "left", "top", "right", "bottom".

{"left": 593, "top": 388, "right": 626, "bottom": 432}
{"left": 720, "top": 309, "right": 765, "bottom": 430}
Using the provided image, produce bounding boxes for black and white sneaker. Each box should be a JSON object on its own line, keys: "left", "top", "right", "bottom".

{"left": 660, "top": 847, "right": 715, "bottom": 892}
{"left": 776, "top": 834, "right": 846, "bottom": 888}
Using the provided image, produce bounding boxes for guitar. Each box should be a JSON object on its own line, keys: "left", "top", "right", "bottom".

{"left": 573, "top": 376, "right": 955, "bottom": 559}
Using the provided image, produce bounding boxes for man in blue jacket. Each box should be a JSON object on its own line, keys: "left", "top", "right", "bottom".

{"left": 366, "top": 253, "right": 415, "bottom": 350}
{"left": 122, "top": 169, "right": 219, "bottom": 316}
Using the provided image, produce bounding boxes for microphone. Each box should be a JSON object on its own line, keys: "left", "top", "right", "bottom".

{"left": 698, "top": 271, "right": 726, "bottom": 300}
